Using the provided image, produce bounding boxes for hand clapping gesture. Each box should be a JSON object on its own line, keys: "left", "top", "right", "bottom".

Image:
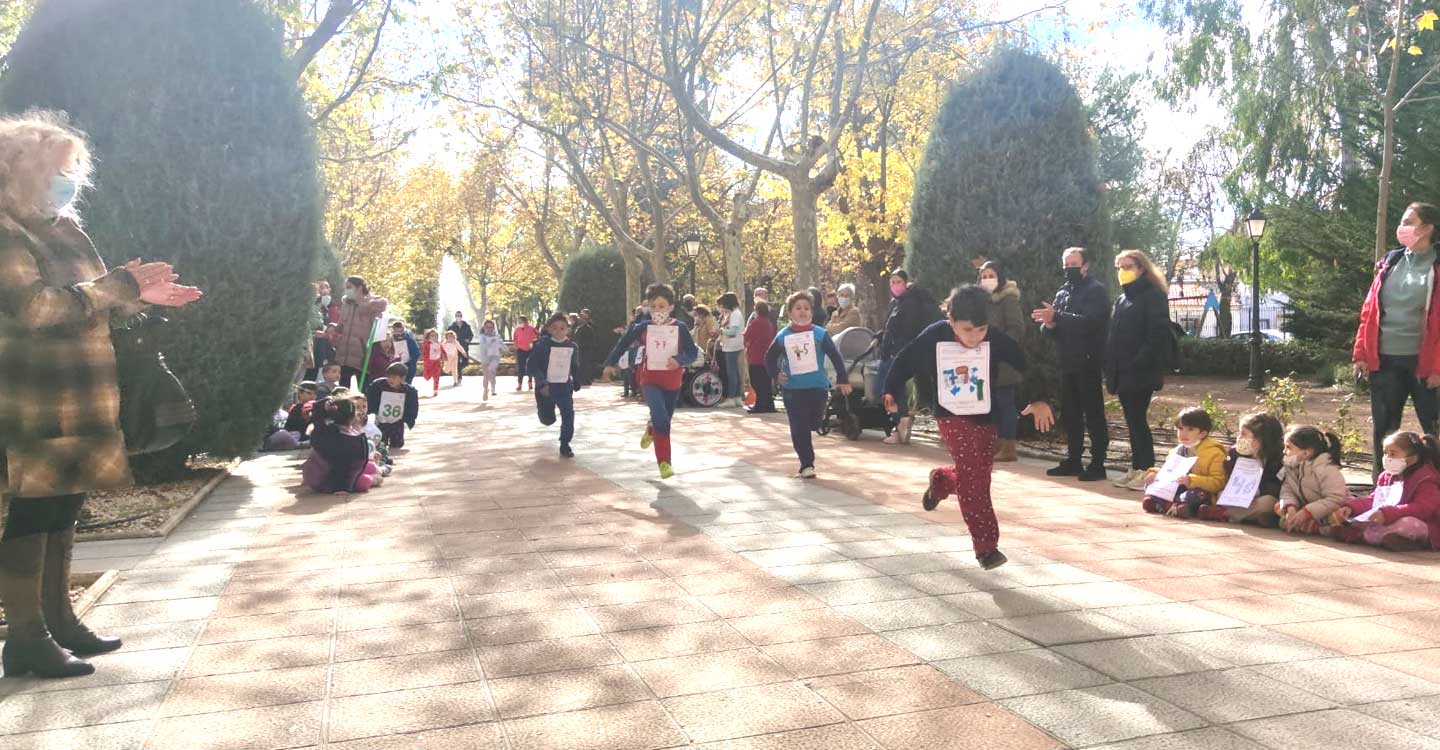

{"left": 126, "top": 259, "right": 203, "bottom": 308}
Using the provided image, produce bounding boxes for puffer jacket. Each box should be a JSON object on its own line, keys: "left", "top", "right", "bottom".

{"left": 880, "top": 283, "right": 943, "bottom": 359}
{"left": 1146, "top": 437, "right": 1228, "bottom": 495}
{"left": 333, "top": 294, "right": 388, "bottom": 371}
{"left": 987, "top": 281, "right": 1025, "bottom": 387}
{"left": 1345, "top": 462, "right": 1440, "bottom": 548}
{"left": 1105, "top": 278, "right": 1171, "bottom": 394}
{"left": 1278, "top": 453, "right": 1350, "bottom": 521}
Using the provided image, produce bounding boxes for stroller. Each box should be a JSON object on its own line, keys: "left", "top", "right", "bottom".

{"left": 819, "top": 327, "right": 894, "bottom": 441}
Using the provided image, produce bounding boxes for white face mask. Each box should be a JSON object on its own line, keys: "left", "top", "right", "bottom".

{"left": 1282, "top": 453, "right": 1304, "bottom": 468}
{"left": 837, "top": 296, "right": 852, "bottom": 308}
{"left": 978, "top": 278, "right": 999, "bottom": 293}
{"left": 1383, "top": 455, "right": 1411, "bottom": 475}
{"left": 1177, "top": 433, "right": 1200, "bottom": 450}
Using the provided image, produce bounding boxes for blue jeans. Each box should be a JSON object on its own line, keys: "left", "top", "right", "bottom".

{"left": 992, "top": 385, "right": 1018, "bottom": 440}
{"left": 537, "top": 383, "right": 575, "bottom": 447}
{"left": 877, "top": 356, "right": 907, "bottom": 420}
{"left": 643, "top": 384, "right": 680, "bottom": 436}
{"left": 721, "top": 351, "right": 743, "bottom": 398}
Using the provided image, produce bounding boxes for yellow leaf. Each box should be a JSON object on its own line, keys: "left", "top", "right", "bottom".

{"left": 1420, "top": 10, "right": 1439, "bottom": 31}
{"left": 1410, "top": 44, "right": 1425, "bottom": 55}
{"left": 1348, "top": 5, "right": 1360, "bottom": 17}
{"left": 1384, "top": 36, "right": 1397, "bottom": 51}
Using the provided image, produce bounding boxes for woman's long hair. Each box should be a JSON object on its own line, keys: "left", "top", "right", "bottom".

{"left": 1116, "top": 249, "right": 1167, "bottom": 293}
{"left": 0, "top": 110, "right": 92, "bottom": 222}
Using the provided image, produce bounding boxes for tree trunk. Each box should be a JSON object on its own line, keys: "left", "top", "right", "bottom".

{"left": 722, "top": 225, "right": 743, "bottom": 296}
{"left": 790, "top": 178, "right": 819, "bottom": 288}
{"left": 622, "top": 251, "right": 643, "bottom": 312}
{"left": 1217, "top": 284, "right": 1233, "bottom": 339}
{"left": 1377, "top": 103, "right": 1397, "bottom": 261}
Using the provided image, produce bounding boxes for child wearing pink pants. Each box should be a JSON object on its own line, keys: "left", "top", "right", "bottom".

{"left": 1334, "top": 431, "right": 1440, "bottom": 551}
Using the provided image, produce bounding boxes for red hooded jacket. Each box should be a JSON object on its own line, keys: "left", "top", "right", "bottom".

{"left": 1353, "top": 248, "right": 1440, "bottom": 376}
{"left": 1345, "top": 462, "right": 1440, "bottom": 550}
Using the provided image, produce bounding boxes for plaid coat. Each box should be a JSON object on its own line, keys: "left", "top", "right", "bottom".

{"left": 0, "top": 213, "right": 141, "bottom": 498}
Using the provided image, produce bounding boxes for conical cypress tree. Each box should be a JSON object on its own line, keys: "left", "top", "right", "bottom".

{"left": 559, "top": 243, "right": 627, "bottom": 362}
{"left": 1, "top": 0, "right": 325, "bottom": 463}
{"left": 905, "top": 49, "right": 1108, "bottom": 398}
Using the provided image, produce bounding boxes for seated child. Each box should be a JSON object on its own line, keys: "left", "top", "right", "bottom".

{"left": 263, "top": 381, "right": 318, "bottom": 451}
{"left": 302, "top": 396, "right": 381, "bottom": 494}
{"left": 317, "top": 363, "right": 342, "bottom": 399}
{"left": 1277, "top": 425, "right": 1349, "bottom": 534}
{"left": 1141, "top": 407, "right": 1227, "bottom": 518}
{"left": 1196, "top": 412, "right": 1285, "bottom": 526}
{"left": 1334, "top": 431, "right": 1440, "bottom": 550}
{"left": 365, "top": 362, "right": 419, "bottom": 449}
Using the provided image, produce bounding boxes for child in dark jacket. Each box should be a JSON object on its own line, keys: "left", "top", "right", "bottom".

{"left": 1196, "top": 412, "right": 1285, "bottom": 526}
{"left": 884, "top": 286, "right": 1055, "bottom": 570}
{"left": 365, "top": 362, "right": 420, "bottom": 449}
{"left": 264, "top": 381, "right": 317, "bottom": 451}
{"left": 605, "top": 284, "right": 699, "bottom": 479}
{"left": 765, "top": 292, "right": 848, "bottom": 478}
{"left": 1335, "top": 431, "right": 1440, "bottom": 550}
{"left": 528, "top": 313, "right": 583, "bottom": 458}
{"left": 302, "top": 396, "right": 380, "bottom": 494}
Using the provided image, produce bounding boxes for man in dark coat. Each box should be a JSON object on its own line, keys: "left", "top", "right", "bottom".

{"left": 877, "top": 269, "right": 944, "bottom": 444}
{"left": 572, "top": 309, "right": 599, "bottom": 385}
{"left": 446, "top": 310, "right": 474, "bottom": 383}
{"left": 1033, "top": 247, "right": 1111, "bottom": 481}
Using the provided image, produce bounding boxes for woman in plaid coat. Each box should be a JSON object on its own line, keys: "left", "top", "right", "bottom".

{"left": 0, "top": 113, "right": 201, "bottom": 679}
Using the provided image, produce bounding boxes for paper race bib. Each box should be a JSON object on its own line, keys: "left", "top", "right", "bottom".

{"left": 547, "top": 346, "right": 574, "bottom": 384}
{"left": 785, "top": 331, "right": 819, "bottom": 375}
{"left": 1355, "top": 482, "right": 1404, "bottom": 523}
{"left": 935, "top": 342, "right": 990, "bottom": 415}
{"left": 377, "top": 391, "right": 405, "bottom": 425}
{"left": 1147, "top": 452, "right": 1199, "bottom": 502}
{"left": 1217, "top": 457, "right": 1264, "bottom": 508}
{"left": 646, "top": 324, "right": 679, "bottom": 370}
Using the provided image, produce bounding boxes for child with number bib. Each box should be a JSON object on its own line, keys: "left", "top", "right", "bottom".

{"left": 477, "top": 320, "right": 504, "bottom": 400}
{"left": 605, "top": 283, "right": 699, "bottom": 479}
{"left": 1196, "top": 412, "right": 1285, "bottom": 526}
{"left": 1140, "top": 408, "right": 1227, "bottom": 518}
{"left": 1332, "top": 431, "right": 1440, "bottom": 550}
{"left": 365, "top": 362, "right": 419, "bottom": 449}
{"left": 883, "top": 286, "right": 1055, "bottom": 570}
{"left": 528, "top": 313, "right": 583, "bottom": 458}
{"left": 421, "top": 329, "right": 443, "bottom": 396}
{"left": 765, "top": 292, "right": 849, "bottom": 478}
{"left": 442, "top": 331, "right": 462, "bottom": 388}
{"left": 1276, "top": 426, "right": 1350, "bottom": 535}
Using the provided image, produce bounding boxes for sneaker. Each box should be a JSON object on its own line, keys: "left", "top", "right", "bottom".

{"left": 922, "top": 469, "right": 945, "bottom": 511}
{"left": 640, "top": 425, "right": 653, "bottom": 450}
{"left": 1125, "top": 470, "right": 1152, "bottom": 491}
{"left": 1046, "top": 461, "right": 1082, "bottom": 477}
{"left": 978, "top": 550, "right": 1008, "bottom": 570}
{"left": 658, "top": 462, "right": 674, "bottom": 479}
{"left": 560, "top": 445, "right": 574, "bottom": 458}
{"left": 1078, "top": 464, "right": 1108, "bottom": 482}
{"left": 1380, "top": 533, "right": 1426, "bottom": 551}
{"left": 1113, "top": 469, "right": 1139, "bottom": 489}
{"left": 798, "top": 467, "right": 817, "bottom": 479}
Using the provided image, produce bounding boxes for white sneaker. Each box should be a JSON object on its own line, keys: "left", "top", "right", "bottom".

{"left": 798, "top": 467, "right": 817, "bottom": 479}
{"left": 1113, "top": 469, "right": 1139, "bottom": 488}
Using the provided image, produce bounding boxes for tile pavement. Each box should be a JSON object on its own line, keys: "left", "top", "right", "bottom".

{"left": 4, "top": 381, "right": 1440, "bottom": 748}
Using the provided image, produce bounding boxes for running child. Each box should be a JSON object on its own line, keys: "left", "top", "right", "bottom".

{"left": 514, "top": 316, "right": 540, "bottom": 390}
{"left": 421, "top": 329, "right": 443, "bottom": 396}
{"left": 1334, "top": 431, "right": 1440, "bottom": 550}
{"left": 765, "top": 292, "right": 850, "bottom": 477}
{"left": 477, "top": 319, "right": 504, "bottom": 400}
{"left": 883, "top": 285, "right": 1054, "bottom": 570}
{"left": 365, "top": 362, "right": 420, "bottom": 449}
{"left": 442, "top": 330, "right": 462, "bottom": 388}
{"left": 528, "top": 313, "right": 583, "bottom": 457}
{"left": 605, "top": 283, "right": 699, "bottom": 479}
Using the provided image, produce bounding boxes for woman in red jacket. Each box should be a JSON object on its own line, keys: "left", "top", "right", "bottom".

{"left": 1354, "top": 202, "right": 1440, "bottom": 477}
{"left": 743, "top": 300, "right": 777, "bottom": 413}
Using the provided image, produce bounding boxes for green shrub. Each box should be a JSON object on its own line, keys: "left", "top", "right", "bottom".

{"left": 1, "top": 0, "right": 325, "bottom": 464}
{"left": 558, "top": 244, "right": 627, "bottom": 368}
{"left": 1176, "top": 338, "right": 1343, "bottom": 380}
{"left": 905, "top": 49, "right": 1107, "bottom": 401}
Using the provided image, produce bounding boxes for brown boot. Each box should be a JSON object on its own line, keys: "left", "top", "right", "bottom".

{"left": 43, "top": 527, "right": 121, "bottom": 656}
{"left": 994, "top": 439, "right": 1018, "bottom": 462}
{"left": 0, "top": 533, "right": 93, "bottom": 678}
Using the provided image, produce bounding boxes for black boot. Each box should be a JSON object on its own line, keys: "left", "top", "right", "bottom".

{"left": 0, "top": 533, "right": 93, "bottom": 678}
{"left": 44, "top": 527, "right": 121, "bottom": 656}
{"left": 1078, "top": 462, "right": 1108, "bottom": 482}
{"left": 1046, "top": 460, "right": 1083, "bottom": 477}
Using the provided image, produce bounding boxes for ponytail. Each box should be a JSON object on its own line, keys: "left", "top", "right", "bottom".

{"left": 1322, "top": 431, "right": 1343, "bottom": 466}
{"left": 1284, "top": 425, "right": 1344, "bottom": 465}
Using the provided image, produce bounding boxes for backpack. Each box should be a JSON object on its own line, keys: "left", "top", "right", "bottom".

{"left": 113, "top": 314, "right": 197, "bottom": 455}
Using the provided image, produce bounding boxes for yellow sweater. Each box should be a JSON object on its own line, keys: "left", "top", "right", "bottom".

{"left": 1146, "top": 437, "right": 1229, "bottom": 495}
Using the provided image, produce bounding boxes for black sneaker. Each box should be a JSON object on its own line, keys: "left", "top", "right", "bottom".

{"left": 1046, "top": 461, "right": 1083, "bottom": 477}
{"left": 922, "top": 468, "right": 944, "bottom": 511}
{"left": 1078, "top": 464, "right": 1108, "bottom": 482}
{"left": 560, "top": 445, "right": 575, "bottom": 458}
{"left": 978, "top": 550, "right": 1008, "bottom": 570}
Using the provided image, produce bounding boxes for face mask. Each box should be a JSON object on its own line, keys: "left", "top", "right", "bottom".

{"left": 1398, "top": 225, "right": 1426, "bottom": 249}
{"left": 319, "top": 294, "right": 331, "bottom": 307}
{"left": 978, "top": 278, "right": 999, "bottom": 293}
{"left": 1384, "top": 455, "right": 1411, "bottom": 475}
{"left": 393, "top": 333, "right": 404, "bottom": 340}
{"left": 1234, "top": 437, "right": 1256, "bottom": 457}
{"left": 651, "top": 311, "right": 671, "bottom": 325}
{"left": 837, "top": 296, "right": 852, "bottom": 308}
{"left": 48, "top": 174, "right": 79, "bottom": 214}
{"left": 1118, "top": 268, "right": 1140, "bottom": 286}
{"left": 1282, "top": 453, "right": 1303, "bottom": 469}
{"left": 344, "top": 287, "right": 357, "bottom": 300}
{"left": 1064, "top": 267, "right": 1084, "bottom": 285}
{"left": 890, "top": 282, "right": 907, "bottom": 297}
{"left": 1177, "top": 433, "right": 1199, "bottom": 449}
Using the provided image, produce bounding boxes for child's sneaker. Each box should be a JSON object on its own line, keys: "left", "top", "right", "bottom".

{"left": 977, "top": 550, "right": 1008, "bottom": 570}
{"left": 798, "top": 467, "right": 817, "bottom": 479}
{"left": 658, "top": 462, "right": 674, "bottom": 479}
{"left": 560, "top": 445, "right": 574, "bottom": 458}
{"left": 640, "top": 425, "right": 653, "bottom": 449}
{"left": 922, "top": 468, "right": 947, "bottom": 511}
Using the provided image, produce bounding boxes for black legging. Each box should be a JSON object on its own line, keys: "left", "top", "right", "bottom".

{"left": 3, "top": 495, "right": 84, "bottom": 540}
{"left": 1118, "top": 388, "right": 1156, "bottom": 471}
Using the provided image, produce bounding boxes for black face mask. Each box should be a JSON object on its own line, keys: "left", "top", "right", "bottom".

{"left": 1064, "top": 267, "right": 1084, "bottom": 285}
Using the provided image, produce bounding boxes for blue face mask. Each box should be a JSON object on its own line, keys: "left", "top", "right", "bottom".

{"left": 48, "top": 175, "right": 79, "bottom": 214}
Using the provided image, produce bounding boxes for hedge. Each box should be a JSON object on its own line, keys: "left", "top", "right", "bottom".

{"left": 1177, "top": 337, "right": 1346, "bottom": 380}
{"left": 558, "top": 244, "right": 628, "bottom": 371}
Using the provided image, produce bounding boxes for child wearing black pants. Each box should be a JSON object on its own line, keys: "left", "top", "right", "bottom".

{"left": 765, "top": 292, "right": 849, "bottom": 478}
{"left": 528, "top": 313, "right": 583, "bottom": 457}
{"left": 365, "top": 362, "right": 419, "bottom": 448}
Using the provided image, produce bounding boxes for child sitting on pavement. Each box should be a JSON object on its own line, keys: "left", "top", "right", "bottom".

{"left": 1276, "top": 425, "right": 1349, "bottom": 534}
{"left": 365, "top": 362, "right": 419, "bottom": 449}
{"left": 1196, "top": 412, "right": 1286, "bottom": 526}
{"left": 1333, "top": 431, "right": 1440, "bottom": 550}
{"left": 263, "top": 381, "right": 317, "bottom": 451}
{"left": 1141, "top": 407, "right": 1227, "bottom": 518}
{"left": 303, "top": 395, "right": 381, "bottom": 494}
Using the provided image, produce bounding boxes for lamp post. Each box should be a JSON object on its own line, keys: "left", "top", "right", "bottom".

{"left": 1244, "top": 208, "right": 1268, "bottom": 391}
{"left": 683, "top": 232, "right": 702, "bottom": 297}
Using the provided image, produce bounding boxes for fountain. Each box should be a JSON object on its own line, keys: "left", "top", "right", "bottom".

{"left": 436, "top": 254, "right": 479, "bottom": 332}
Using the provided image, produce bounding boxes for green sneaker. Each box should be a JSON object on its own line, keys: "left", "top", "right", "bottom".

{"left": 658, "top": 462, "right": 674, "bottom": 479}
{"left": 640, "top": 425, "right": 653, "bottom": 450}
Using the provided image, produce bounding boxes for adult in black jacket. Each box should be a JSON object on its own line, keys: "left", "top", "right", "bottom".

{"left": 1104, "top": 250, "right": 1173, "bottom": 491}
{"left": 878, "top": 269, "right": 944, "bottom": 444}
{"left": 572, "top": 309, "right": 599, "bottom": 385}
{"left": 1033, "top": 247, "right": 1110, "bottom": 481}
{"left": 447, "top": 311, "right": 474, "bottom": 383}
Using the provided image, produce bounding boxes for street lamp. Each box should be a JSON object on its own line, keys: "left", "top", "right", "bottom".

{"left": 683, "top": 232, "right": 702, "bottom": 297}
{"left": 1244, "top": 208, "right": 1268, "bottom": 391}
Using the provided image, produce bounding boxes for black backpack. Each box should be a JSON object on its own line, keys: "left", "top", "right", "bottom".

{"left": 113, "top": 314, "right": 196, "bottom": 455}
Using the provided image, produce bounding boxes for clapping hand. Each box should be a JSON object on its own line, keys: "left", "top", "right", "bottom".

{"left": 127, "top": 259, "right": 203, "bottom": 308}
{"left": 1031, "top": 303, "right": 1056, "bottom": 328}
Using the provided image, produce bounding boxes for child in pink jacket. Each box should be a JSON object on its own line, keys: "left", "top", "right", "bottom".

{"left": 1335, "top": 431, "right": 1440, "bottom": 551}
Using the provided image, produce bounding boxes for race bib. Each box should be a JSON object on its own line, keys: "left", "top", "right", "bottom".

{"left": 547, "top": 346, "right": 574, "bottom": 384}
{"left": 377, "top": 391, "right": 405, "bottom": 425}
{"left": 1355, "top": 482, "right": 1404, "bottom": 523}
{"left": 1147, "top": 452, "right": 1199, "bottom": 502}
{"left": 935, "top": 342, "right": 990, "bottom": 415}
{"left": 1217, "top": 457, "right": 1264, "bottom": 508}
{"left": 646, "top": 324, "right": 679, "bottom": 370}
{"left": 785, "top": 331, "right": 819, "bottom": 375}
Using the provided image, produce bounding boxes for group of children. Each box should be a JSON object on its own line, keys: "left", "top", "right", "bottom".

{"left": 1135, "top": 407, "right": 1440, "bottom": 551}
{"left": 419, "top": 321, "right": 505, "bottom": 399}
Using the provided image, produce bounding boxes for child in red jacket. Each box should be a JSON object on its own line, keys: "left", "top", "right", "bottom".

{"left": 1334, "top": 431, "right": 1440, "bottom": 551}
{"left": 420, "top": 329, "right": 443, "bottom": 396}
{"left": 604, "top": 283, "right": 699, "bottom": 479}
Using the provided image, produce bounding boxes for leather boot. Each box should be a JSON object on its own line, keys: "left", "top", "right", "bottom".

{"left": 994, "top": 439, "right": 1018, "bottom": 463}
{"left": 43, "top": 527, "right": 121, "bottom": 656}
{"left": 0, "top": 533, "right": 93, "bottom": 678}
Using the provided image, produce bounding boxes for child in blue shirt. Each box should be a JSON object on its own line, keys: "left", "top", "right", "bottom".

{"left": 765, "top": 292, "right": 849, "bottom": 478}
{"left": 527, "top": 313, "right": 583, "bottom": 457}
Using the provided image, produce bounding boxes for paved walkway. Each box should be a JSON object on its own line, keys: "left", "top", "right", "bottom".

{"left": 6, "top": 381, "right": 1440, "bottom": 749}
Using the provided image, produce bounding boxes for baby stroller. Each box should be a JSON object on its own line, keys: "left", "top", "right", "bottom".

{"left": 820, "top": 327, "right": 894, "bottom": 440}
